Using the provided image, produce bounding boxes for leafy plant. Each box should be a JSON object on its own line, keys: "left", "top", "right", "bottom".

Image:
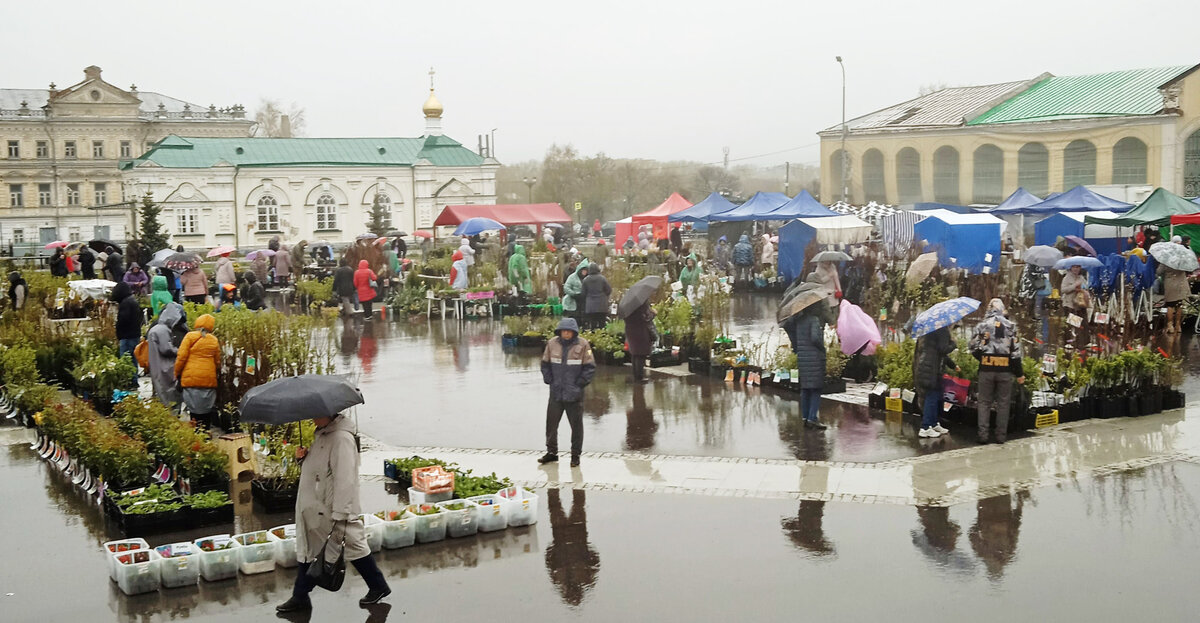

{"left": 72, "top": 346, "right": 137, "bottom": 403}
{"left": 876, "top": 340, "right": 915, "bottom": 388}
{"left": 185, "top": 490, "right": 231, "bottom": 509}
{"left": 295, "top": 277, "right": 334, "bottom": 310}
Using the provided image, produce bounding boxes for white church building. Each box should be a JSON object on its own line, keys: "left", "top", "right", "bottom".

{"left": 121, "top": 86, "right": 498, "bottom": 248}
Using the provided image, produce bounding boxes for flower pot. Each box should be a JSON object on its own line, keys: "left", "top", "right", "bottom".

{"left": 1080, "top": 396, "right": 1099, "bottom": 420}
{"left": 383, "top": 460, "right": 397, "bottom": 480}
{"left": 823, "top": 377, "right": 847, "bottom": 394}
{"left": 1099, "top": 396, "right": 1126, "bottom": 419}
{"left": 186, "top": 502, "right": 234, "bottom": 529}
{"left": 1058, "top": 402, "right": 1080, "bottom": 423}
{"left": 179, "top": 473, "right": 229, "bottom": 496}
{"left": 1164, "top": 389, "right": 1185, "bottom": 410}
{"left": 251, "top": 478, "right": 298, "bottom": 513}
{"left": 501, "top": 335, "right": 518, "bottom": 349}
{"left": 687, "top": 357, "right": 710, "bottom": 375}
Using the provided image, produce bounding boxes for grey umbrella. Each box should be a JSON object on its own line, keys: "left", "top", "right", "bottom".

{"left": 810, "top": 250, "right": 852, "bottom": 263}
{"left": 147, "top": 248, "right": 175, "bottom": 268}
{"left": 239, "top": 374, "right": 364, "bottom": 424}
{"left": 618, "top": 275, "right": 664, "bottom": 318}
{"left": 1023, "top": 245, "right": 1063, "bottom": 268}
{"left": 776, "top": 283, "right": 833, "bottom": 325}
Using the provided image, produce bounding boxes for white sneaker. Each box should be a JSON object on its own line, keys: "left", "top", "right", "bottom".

{"left": 933, "top": 424, "right": 949, "bottom": 435}
{"left": 919, "top": 427, "right": 942, "bottom": 438}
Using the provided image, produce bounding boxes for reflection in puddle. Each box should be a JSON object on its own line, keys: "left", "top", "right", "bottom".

{"left": 544, "top": 489, "right": 600, "bottom": 607}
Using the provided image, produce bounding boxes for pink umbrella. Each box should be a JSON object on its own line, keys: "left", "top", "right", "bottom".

{"left": 206, "top": 245, "right": 236, "bottom": 258}
{"left": 836, "top": 300, "right": 882, "bottom": 356}
{"left": 246, "top": 249, "right": 277, "bottom": 261}
{"left": 374, "top": 237, "right": 390, "bottom": 246}
{"left": 413, "top": 231, "right": 434, "bottom": 239}
{"left": 44, "top": 240, "right": 68, "bottom": 249}
{"left": 1064, "top": 235, "right": 1096, "bottom": 257}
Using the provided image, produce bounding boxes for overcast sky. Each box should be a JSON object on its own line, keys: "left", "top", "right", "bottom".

{"left": 4, "top": 1, "right": 1197, "bottom": 168}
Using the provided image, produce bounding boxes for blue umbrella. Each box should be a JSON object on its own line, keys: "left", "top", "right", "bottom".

{"left": 911, "top": 297, "right": 981, "bottom": 338}
{"left": 1053, "top": 256, "right": 1103, "bottom": 270}
{"left": 453, "top": 217, "right": 506, "bottom": 236}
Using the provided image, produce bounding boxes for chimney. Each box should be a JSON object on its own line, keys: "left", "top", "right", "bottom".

{"left": 84, "top": 65, "right": 102, "bottom": 81}
{"left": 280, "top": 114, "right": 292, "bottom": 138}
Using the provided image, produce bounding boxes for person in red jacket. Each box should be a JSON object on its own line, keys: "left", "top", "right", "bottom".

{"left": 592, "top": 219, "right": 602, "bottom": 239}
{"left": 353, "top": 260, "right": 378, "bottom": 320}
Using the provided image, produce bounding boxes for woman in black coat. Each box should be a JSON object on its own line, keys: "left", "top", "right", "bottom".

{"left": 624, "top": 303, "right": 656, "bottom": 382}
{"left": 913, "top": 326, "right": 958, "bottom": 438}
{"left": 785, "top": 303, "right": 834, "bottom": 430}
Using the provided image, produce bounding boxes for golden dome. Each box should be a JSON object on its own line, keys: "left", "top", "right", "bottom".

{"left": 422, "top": 89, "right": 443, "bottom": 118}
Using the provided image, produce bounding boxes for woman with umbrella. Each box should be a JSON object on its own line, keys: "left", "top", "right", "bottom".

{"left": 238, "top": 376, "right": 391, "bottom": 612}
{"left": 179, "top": 262, "right": 209, "bottom": 305}
{"left": 620, "top": 276, "right": 662, "bottom": 383}
{"left": 781, "top": 276, "right": 835, "bottom": 430}
{"left": 1057, "top": 258, "right": 1095, "bottom": 345}
{"left": 1151, "top": 240, "right": 1198, "bottom": 333}
{"left": 911, "top": 298, "right": 978, "bottom": 438}
{"left": 48, "top": 248, "right": 68, "bottom": 277}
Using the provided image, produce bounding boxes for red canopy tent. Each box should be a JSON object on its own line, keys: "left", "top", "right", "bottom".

{"left": 631, "top": 193, "right": 693, "bottom": 241}
{"left": 433, "top": 203, "right": 571, "bottom": 227}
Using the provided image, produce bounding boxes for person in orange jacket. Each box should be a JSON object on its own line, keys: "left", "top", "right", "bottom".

{"left": 353, "top": 260, "right": 379, "bottom": 319}
{"left": 175, "top": 313, "right": 220, "bottom": 428}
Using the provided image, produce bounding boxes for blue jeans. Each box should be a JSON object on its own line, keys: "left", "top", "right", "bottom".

{"left": 118, "top": 337, "right": 140, "bottom": 388}
{"left": 800, "top": 388, "right": 821, "bottom": 422}
{"left": 922, "top": 390, "right": 941, "bottom": 429}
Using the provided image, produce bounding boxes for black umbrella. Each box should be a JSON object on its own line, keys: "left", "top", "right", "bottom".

{"left": 617, "top": 275, "right": 664, "bottom": 318}
{"left": 88, "top": 239, "right": 122, "bottom": 254}
{"left": 239, "top": 375, "right": 364, "bottom": 424}
{"left": 164, "top": 252, "right": 202, "bottom": 272}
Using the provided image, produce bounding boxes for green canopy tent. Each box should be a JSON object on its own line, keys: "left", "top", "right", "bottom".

{"left": 1084, "top": 187, "right": 1199, "bottom": 228}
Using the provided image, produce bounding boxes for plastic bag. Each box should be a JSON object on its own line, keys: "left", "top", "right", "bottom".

{"left": 942, "top": 375, "right": 970, "bottom": 405}
{"left": 836, "top": 300, "right": 881, "bottom": 356}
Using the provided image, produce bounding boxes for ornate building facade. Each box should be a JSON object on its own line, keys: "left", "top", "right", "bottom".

{"left": 0, "top": 66, "right": 252, "bottom": 254}
{"left": 122, "top": 86, "right": 498, "bottom": 248}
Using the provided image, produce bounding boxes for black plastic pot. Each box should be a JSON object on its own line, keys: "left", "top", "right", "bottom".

{"left": 179, "top": 473, "right": 229, "bottom": 496}
{"left": 687, "top": 357, "right": 710, "bottom": 375}
{"left": 186, "top": 502, "right": 234, "bottom": 528}
{"left": 823, "top": 377, "right": 847, "bottom": 394}
{"left": 1080, "top": 396, "right": 1098, "bottom": 420}
{"left": 1099, "top": 396, "right": 1126, "bottom": 419}
{"left": 251, "top": 479, "right": 298, "bottom": 513}
{"left": 1164, "top": 389, "right": 1185, "bottom": 410}
{"left": 1058, "top": 402, "right": 1080, "bottom": 423}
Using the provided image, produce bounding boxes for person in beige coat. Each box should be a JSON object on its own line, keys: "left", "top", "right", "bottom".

{"left": 277, "top": 414, "right": 391, "bottom": 613}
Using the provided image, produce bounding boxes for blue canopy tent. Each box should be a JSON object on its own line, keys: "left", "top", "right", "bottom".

{"left": 765, "top": 190, "right": 838, "bottom": 220}
{"left": 988, "top": 188, "right": 1043, "bottom": 247}
{"left": 1034, "top": 211, "right": 1127, "bottom": 255}
{"left": 912, "top": 211, "right": 1008, "bottom": 274}
{"left": 912, "top": 202, "right": 974, "bottom": 214}
{"left": 668, "top": 192, "right": 736, "bottom": 223}
{"left": 708, "top": 191, "right": 790, "bottom": 222}
{"left": 990, "top": 187, "right": 1042, "bottom": 212}
{"left": 777, "top": 215, "right": 874, "bottom": 283}
{"left": 993, "top": 185, "right": 1132, "bottom": 215}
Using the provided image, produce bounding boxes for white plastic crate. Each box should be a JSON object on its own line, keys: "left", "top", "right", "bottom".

{"left": 377, "top": 511, "right": 416, "bottom": 549}
{"left": 104, "top": 538, "right": 149, "bottom": 582}
{"left": 233, "top": 531, "right": 277, "bottom": 574}
{"left": 193, "top": 535, "right": 241, "bottom": 581}
{"left": 468, "top": 494, "right": 508, "bottom": 532}
{"left": 497, "top": 486, "right": 539, "bottom": 526}
{"left": 358, "top": 513, "right": 383, "bottom": 553}
{"left": 113, "top": 549, "right": 162, "bottom": 596}
{"left": 408, "top": 486, "right": 452, "bottom": 505}
{"left": 155, "top": 542, "right": 200, "bottom": 588}
{"left": 407, "top": 504, "right": 448, "bottom": 543}
{"left": 437, "top": 499, "right": 480, "bottom": 538}
{"left": 269, "top": 524, "right": 298, "bottom": 568}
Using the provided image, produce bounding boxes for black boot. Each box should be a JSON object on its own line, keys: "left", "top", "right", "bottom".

{"left": 537, "top": 452, "right": 558, "bottom": 464}
{"left": 351, "top": 556, "right": 391, "bottom": 606}
{"left": 277, "top": 562, "right": 314, "bottom": 612}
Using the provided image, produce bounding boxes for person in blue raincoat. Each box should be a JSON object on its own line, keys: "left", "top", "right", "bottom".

{"left": 537, "top": 317, "right": 596, "bottom": 467}
{"left": 733, "top": 234, "right": 754, "bottom": 283}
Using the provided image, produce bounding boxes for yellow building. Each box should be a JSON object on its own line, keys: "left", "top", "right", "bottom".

{"left": 818, "top": 64, "right": 1200, "bottom": 206}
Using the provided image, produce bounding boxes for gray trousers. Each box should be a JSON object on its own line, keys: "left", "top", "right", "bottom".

{"left": 546, "top": 398, "right": 584, "bottom": 458}
{"left": 977, "top": 370, "right": 1014, "bottom": 440}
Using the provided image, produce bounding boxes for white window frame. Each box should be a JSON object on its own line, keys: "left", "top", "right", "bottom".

{"left": 68, "top": 226, "right": 81, "bottom": 242}
{"left": 35, "top": 141, "right": 48, "bottom": 159}
{"left": 374, "top": 192, "right": 393, "bottom": 229}
{"left": 66, "top": 183, "right": 80, "bottom": 206}
{"left": 9, "top": 184, "right": 23, "bottom": 207}
{"left": 92, "top": 140, "right": 104, "bottom": 159}
{"left": 93, "top": 182, "right": 107, "bottom": 205}
{"left": 12, "top": 229, "right": 24, "bottom": 244}
{"left": 257, "top": 194, "right": 280, "bottom": 231}
{"left": 176, "top": 207, "right": 199, "bottom": 234}
{"left": 119, "top": 140, "right": 132, "bottom": 158}
{"left": 38, "top": 183, "right": 51, "bottom": 206}
{"left": 63, "top": 141, "right": 76, "bottom": 159}
{"left": 7, "top": 140, "right": 19, "bottom": 159}
{"left": 315, "top": 193, "right": 338, "bottom": 230}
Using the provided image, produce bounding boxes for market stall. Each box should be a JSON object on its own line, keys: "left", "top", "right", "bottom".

{"left": 764, "top": 190, "right": 839, "bottom": 220}
{"left": 912, "top": 210, "right": 1008, "bottom": 274}
{"left": 1168, "top": 212, "right": 1200, "bottom": 255}
{"left": 1086, "top": 187, "right": 1199, "bottom": 228}
{"left": 777, "top": 214, "right": 872, "bottom": 282}
{"left": 986, "top": 187, "right": 1044, "bottom": 247}
{"left": 668, "top": 192, "right": 736, "bottom": 223}
{"left": 1033, "top": 211, "right": 1127, "bottom": 255}
{"left": 433, "top": 203, "right": 572, "bottom": 235}
{"left": 630, "top": 192, "right": 693, "bottom": 241}
{"left": 613, "top": 217, "right": 635, "bottom": 250}
{"left": 707, "top": 191, "right": 790, "bottom": 222}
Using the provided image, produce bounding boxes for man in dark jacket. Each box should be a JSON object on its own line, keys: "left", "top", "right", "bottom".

{"left": 79, "top": 249, "right": 96, "bottom": 280}
{"left": 669, "top": 225, "right": 683, "bottom": 255}
{"left": 538, "top": 317, "right": 596, "bottom": 467}
{"left": 112, "top": 282, "right": 143, "bottom": 388}
{"left": 969, "top": 299, "right": 1024, "bottom": 444}
{"left": 49, "top": 249, "right": 68, "bottom": 277}
{"left": 914, "top": 326, "right": 958, "bottom": 439}
{"left": 624, "top": 302, "right": 656, "bottom": 382}
{"left": 242, "top": 271, "right": 267, "bottom": 310}
{"left": 580, "top": 264, "right": 612, "bottom": 330}
{"left": 331, "top": 258, "right": 358, "bottom": 316}
{"left": 106, "top": 246, "right": 125, "bottom": 283}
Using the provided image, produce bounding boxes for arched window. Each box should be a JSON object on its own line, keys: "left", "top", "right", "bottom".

{"left": 1018, "top": 143, "right": 1049, "bottom": 197}
{"left": 1112, "top": 137, "right": 1147, "bottom": 185}
{"left": 1063, "top": 140, "right": 1097, "bottom": 188}
{"left": 972, "top": 144, "right": 1004, "bottom": 204}
{"left": 373, "top": 192, "right": 393, "bottom": 229}
{"left": 315, "top": 193, "right": 337, "bottom": 230}
{"left": 256, "top": 194, "right": 279, "bottom": 231}
{"left": 896, "top": 147, "right": 922, "bottom": 203}
{"left": 933, "top": 146, "right": 960, "bottom": 204}
{"left": 1186, "top": 130, "right": 1200, "bottom": 197}
{"left": 862, "top": 149, "right": 885, "bottom": 203}
{"left": 830, "top": 150, "right": 847, "bottom": 202}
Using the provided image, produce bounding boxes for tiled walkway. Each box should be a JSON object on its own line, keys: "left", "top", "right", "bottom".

{"left": 363, "top": 404, "right": 1200, "bottom": 506}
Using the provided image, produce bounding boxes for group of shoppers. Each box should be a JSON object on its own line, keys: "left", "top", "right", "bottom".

{"left": 332, "top": 258, "right": 383, "bottom": 318}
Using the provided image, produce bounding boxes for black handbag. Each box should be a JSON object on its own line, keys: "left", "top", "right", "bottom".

{"left": 306, "top": 524, "right": 346, "bottom": 592}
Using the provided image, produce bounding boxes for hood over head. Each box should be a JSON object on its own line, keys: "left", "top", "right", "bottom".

{"left": 111, "top": 281, "right": 132, "bottom": 302}
{"left": 513, "top": 244, "right": 525, "bottom": 256}
{"left": 128, "top": 262, "right": 141, "bottom": 272}
{"left": 194, "top": 313, "right": 215, "bottom": 333}
{"left": 151, "top": 275, "right": 168, "bottom": 291}
{"left": 738, "top": 234, "right": 750, "bottom": 244}
{"left": 452, "top": 250, "right": 464, "bottom": 261}
{"left": 575, "top": 258, "right": 590, "bottom": 276}
{"left": 555, "top": 316, "right": 581, "bottom": 337}
{"left": 158, "top": 302, "right": 184, "bottom": 328}
{"left": 718, "top": 236, "right": 727, "bottom": 243}
{"left": 243, "top": 271, "right": 257, "bottom": 284}
{"left": 985, "top": 298, "right": 1007, "bottom": 319}
{"left": 587, "top": 263, "right": 601, "bottom": 275}
{"left": 9, "top": 271, "right": 23, "bottom": 284}
{"left": 358, "top": 260, "right": 369, "bottom": 270}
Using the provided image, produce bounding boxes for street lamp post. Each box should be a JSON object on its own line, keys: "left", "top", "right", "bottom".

{"left": 522, "top": 176, "right": 537, "bottom": 203}
{"left": 836, "top": 56, "right": 848, "bottom": 204}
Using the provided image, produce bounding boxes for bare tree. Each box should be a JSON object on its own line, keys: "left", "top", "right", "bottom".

{"left": 252, "top": 100, "right": 307, "bottom": 137}
{"left": 693, "top": 165, "right": 741, "bottom": 200}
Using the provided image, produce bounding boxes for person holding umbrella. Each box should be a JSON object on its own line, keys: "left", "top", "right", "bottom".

{"left": 911, "top": 297, "right": 979, "bottom": 439}
{"left": 78, "top": 248, "right": 96, "bottom": 280}
{"left": 1058, "top": 261, "right": 1092, "bottom": 345}
{"left": 180, "top": 263, "right": 209, "bottom": 305}
{"left": 620, "top": 276, "right": 663, "bottom": 383}
{"left": 213, "top": 250, "right": 236, "bottom": 310}
{"left": 537, "top": 317, "right": 596, "bottom": 467}
{"left": 48, "top": 248, "right": 68, "bottom": 277}
{"left": 781, "top": 276, "right": 835, "bottom": 430}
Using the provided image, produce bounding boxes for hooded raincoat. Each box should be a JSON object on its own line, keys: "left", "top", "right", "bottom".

{"left": 784, "top": 304, "right": 831, "bottom": 389}
{"left": 458, "top": 238, "right": 476, "bottom": 267}
{"left": 123, "top": 263, "right": 149, "bottom": 295}
{"left": 251, "top": 255, "right": 269, "bottom": 285}
{"left": 450, "top": 250, "right": 469, "bottom": 290}
{"left": 508, "top": 244, "right": 532, "bottom": 293}
{"left": 294, "top": 415, "right": 370, "bottom": 564}
{"left": 714, "top": 238, "right": 732, "bottom": 272}
{"left": 149, "top": 275, "right": 173, "bottom": 316}
{"left": 215, "top": 256, "right": 236, "bottom": 285}
{"left": 176, "top": 314, "right": 219, "bottom": 389}
{"left": 540, "top": 317, "right": 597, "bottom": 402}
{"left": 914, "top": 326, "right": 956, "bottom": 390}
{"left": 678, "top": 255, "right": 702, "bottom": 288}
{"left": 562, "top": 259, "right": 589, "bottom": 313}
{"left": 969, "top": 299, "right": 1023, "bottom": 375}
{"left": 242, "top": 272, "right": 266, "bottom": 310}
{"left": 580, "top": 265, "right": 612, "bottom": 314}
{"left": 353, "top": 260, "right": 378, "bottom": 302}
{"left": 733, "top": 235, "right": 754, "bottom": 266}
{"left": 147, "top": 302, "right": 187, "bottom": 406}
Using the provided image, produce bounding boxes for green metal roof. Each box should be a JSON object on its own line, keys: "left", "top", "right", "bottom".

{"left": 122, "top": 135, "right": 485, "bottom": 170}
{"left": 967, "top": 66, "right": 1191, "bottom": 125}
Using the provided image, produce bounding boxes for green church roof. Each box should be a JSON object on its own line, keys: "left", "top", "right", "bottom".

{"left": 968, "top": 66, "right": 1191, "bottom": 125}
{"left": 123, "top": 135, "right": 485, "bottom": 170}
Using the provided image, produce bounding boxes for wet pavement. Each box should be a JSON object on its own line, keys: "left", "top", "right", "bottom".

{"left": 5, "top": 426, "right": 1200, "bottom": 622}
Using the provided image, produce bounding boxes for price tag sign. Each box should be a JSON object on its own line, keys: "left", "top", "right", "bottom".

{"left": 871, "top": 382, "right": 889, "bottom": 396}
{"left": 901, "top": 389, "right": 916, "bottom": 403}
{"left": 943, "top": 401, "right": 952, "bottom": 412}
{"left": 1067, "top": 313, "right": 1083, "bottom": 328}
{"left": 888, "top": 388, "right": 902, "bottom": 399}
{"left": 1093, "top": 312, "right": 1109, "bottom": 324}
{"left": 1042, "top": 353, "right": 1057, "bottom": 374}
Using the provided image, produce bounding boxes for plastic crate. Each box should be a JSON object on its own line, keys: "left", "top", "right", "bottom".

{"left": 233, "top": 531, "right": 277, "bottom": 574}
{"left": 155, "top": 542, "right": 201, "bottom": 588}
{"left": 377, "top": 511, "right": 416, "bottom": 549}
{"left": 359, "top": 513, "right": 383, "bottom": 553}
{"left": 468, "top": 494, "right": 508, "bottom": 532}
{"left": 269, "top": 525, "right": 298, "bottom": 568}
{"left": 497, "top": 486, "right": 539, "bottom": 527}
{"left": 193, "top": 535, "right": 241, "bottom": 582}
{"left": 407, "top": 504, "right": 448, "bottom": 543}
{"left": 884, "top": 397, "right": 903, "bottom": 412}
{"left": 412, "top": 465, "right": 455, "bottom": 495}
{"left": 1035, "top": 410, "right": 1059, "bottom": 428}
{"left": 113, "top": 549, "right": 162, "bottom": 596}
{"left": 104, "top": 538, "right": 149, "bottom": 582}
{"left": 437, "top": 499, "right": 480, "bottom": 538}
